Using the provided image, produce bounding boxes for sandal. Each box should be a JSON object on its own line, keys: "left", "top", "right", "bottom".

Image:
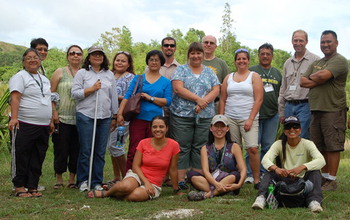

{"left": 102, "top": 180, "right": 118, "bottom": 190}
{"left": 29, "top": 190, "right": 42, "bottom": 197}
{"left": 87, "top": 190, "right": 105, "bottom": 198}
{"left": 67, "top": 183, "right": 78, "bottom": 189}
{"left": 53, "top": 183, "right": 64, "bottom": 189}
{"left": 15, "top": 191, "right": 32, "bottom": 198}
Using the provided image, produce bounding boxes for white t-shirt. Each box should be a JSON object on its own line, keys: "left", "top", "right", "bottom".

{"left": 9, "top": 69, "right": 52, "bottom": 125}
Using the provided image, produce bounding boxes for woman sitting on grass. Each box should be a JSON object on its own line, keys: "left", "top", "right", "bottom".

{"left": 87, "top": 116, "right": 182, "bottom": 201}
{"left": 187, "top": 115, "right": 246, "bottom": 201}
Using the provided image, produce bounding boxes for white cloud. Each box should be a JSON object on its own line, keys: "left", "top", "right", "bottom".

{"left": 0, "top": 0, "right": 349, "bottom": 58}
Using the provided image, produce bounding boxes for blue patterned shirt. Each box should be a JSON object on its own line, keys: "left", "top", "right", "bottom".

{"left": 170, "top": 64, "right": 220, "bottom": 118}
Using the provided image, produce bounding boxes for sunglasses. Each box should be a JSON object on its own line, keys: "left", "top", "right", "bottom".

{"left": 117, "top": 51, "right": 130, "bottom": 55}
{"left": 203, "top": 41, "right": 216, "bottom": 46}
{"left": 69, "top": 51, "right": 83, "bottom": 56}
{"left": 284, "top": 124, "right": 301, "bottom": 130}
{"left": 163, "top": 44, "right": 176, "bottom": 48}
{"left": 235, "top": 48, "right": 249, "bottom": 54}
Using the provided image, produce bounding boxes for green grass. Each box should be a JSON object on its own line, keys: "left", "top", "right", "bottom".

{"left": 0, "top": 142, "right": 349, "bottom": 219}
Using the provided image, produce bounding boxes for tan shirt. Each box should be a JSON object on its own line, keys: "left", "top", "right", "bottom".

{"left": 278, "top": 50, "right": 320, "bottom": 117}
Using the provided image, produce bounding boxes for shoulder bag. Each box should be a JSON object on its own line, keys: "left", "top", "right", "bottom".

{"left": 122, "top": 75, "right": 144, "bottom": 121}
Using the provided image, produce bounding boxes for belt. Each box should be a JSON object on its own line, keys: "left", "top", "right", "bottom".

{"left": 287, "top": 99, "right": 308, "bottom": 104}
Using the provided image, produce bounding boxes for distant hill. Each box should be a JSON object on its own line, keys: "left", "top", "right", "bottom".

{"left": 0, "top": 41, "right": 27, "bottom": 66}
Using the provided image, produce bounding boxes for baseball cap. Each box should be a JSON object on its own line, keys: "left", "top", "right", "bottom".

{"left": 211, "top": 115, "right": 229, "bottom": 126}
{"left": 284, "top": 116, "right": 300, "bottom": 125}
{"left": 88, "top": 46, "right": 104, "bottom": 54}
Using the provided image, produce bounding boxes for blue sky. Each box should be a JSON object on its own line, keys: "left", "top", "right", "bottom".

{"left": 1, "top": 0, "right": 349, "bottom": 59}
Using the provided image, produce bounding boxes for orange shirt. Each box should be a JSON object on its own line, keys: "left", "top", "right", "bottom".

{"left": 136, "top": 138, "right": 180, "bottom": 187}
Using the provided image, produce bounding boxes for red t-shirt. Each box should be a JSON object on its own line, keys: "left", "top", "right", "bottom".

{"left": 136, "top": 138, "right": 180, "bottom": 187}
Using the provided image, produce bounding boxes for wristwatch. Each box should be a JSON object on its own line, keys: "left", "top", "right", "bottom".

{"left": 150, "top": 97, "right": 155, "bottom": 103}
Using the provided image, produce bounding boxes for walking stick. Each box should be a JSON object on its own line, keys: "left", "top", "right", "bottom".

{"left": 88, "top": 84, "right": 99, "bottom": 190}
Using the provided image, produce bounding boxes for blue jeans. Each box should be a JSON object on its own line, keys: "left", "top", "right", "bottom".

{"left": 246, "top": 114, "right": 279, "bottom": 177}
{"left": 285, "top": 102, "right": 310, "bottom": 139}
{"left": 76, "top": 112, "right": 111, "bottom": 188}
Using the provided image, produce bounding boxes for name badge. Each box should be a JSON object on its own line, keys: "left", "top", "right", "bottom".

{"left": 289, "top": 85, "right": 297, "bottom": 91}
{"left": 264, "top": 84, "right": 274, "bottom": 92}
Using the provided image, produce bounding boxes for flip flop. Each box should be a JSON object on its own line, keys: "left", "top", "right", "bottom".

{"left": 15, "top": 191, "right": 32, "bottom": 198}
{"left": 87, "top": 190, "right": 105, "bottom": 198}
{"left": 53, "top": 183, "right": 64, "bottom": 189}
{"left": 67, "top": 183, "right": 78, "bottom": 189}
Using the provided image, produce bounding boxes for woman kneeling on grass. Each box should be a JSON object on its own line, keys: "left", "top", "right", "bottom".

{"left": 87, "top": 116, "right": 182, "bottom": 201}
{"left": 187, "top": 115, "right": 246, "bottom": 201}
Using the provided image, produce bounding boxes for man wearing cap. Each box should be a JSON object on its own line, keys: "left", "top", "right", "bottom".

{"left": 72, "top": 46, "right": 119, "bottom": 192}
{"left": 252, "top": 116, "right": 325, "bottom": 212}
{"left": 300, "top": 30, "right": 349, "bottom": 191}
{"left": 278, "top": 30, "right": 320, "bottom": 139}
{"left": 246, "top": 43, "right": 282, "bottom": 183}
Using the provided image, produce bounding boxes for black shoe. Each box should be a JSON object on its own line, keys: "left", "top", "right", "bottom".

{"left": 254, "top": 182, "right": 260, "bottom": 190}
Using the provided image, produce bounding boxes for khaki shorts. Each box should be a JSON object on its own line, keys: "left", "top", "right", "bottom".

{"left": 124, "top": 169, "right": 162, "bottom": 199}
{"left": 310, "top": 109, "right": 347, "bottom": 152}
{"left": 227, "top": 117, "right": 259, "bottom": 149}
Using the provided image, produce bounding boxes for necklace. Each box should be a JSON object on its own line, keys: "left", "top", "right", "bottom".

{"left": 67, "top": 65, "right": 77, "bottom": 77}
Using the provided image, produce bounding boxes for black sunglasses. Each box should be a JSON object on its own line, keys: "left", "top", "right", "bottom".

{"left": 284, "top": 124, "right": 301, "bottom": 130}
{"left": 68, "top": 51, "right": 83, "bottom": 56}
{"left": 163, "top": 44, "right": 176, "bottom": 48}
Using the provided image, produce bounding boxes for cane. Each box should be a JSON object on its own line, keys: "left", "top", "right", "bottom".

{"left": 88, "top": 80, "right": 100, "bottom": 190}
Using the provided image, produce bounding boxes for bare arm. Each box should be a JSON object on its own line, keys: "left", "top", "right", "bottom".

{"left": 218, "top": 75, "right": 229, "bottom": 114}
{"left": 244, "top": 72, "right": 263, "bottom": 132}
{"left": 117, "top": 98, "right": 128, "bottom": 126}
{"left": 8, "top": 91, "right": 21, "bottom": 130}
{"left": 172, "top": 80, "right": 208, "bottom": 109}
{"left": 50, "top": 68, "right": 63, "bottom": 124}
{"left": 231, "top": 143, "right": 247, "bottom": 188}
{"left": 168, "top": 153, "right": 181, "bottom": 193}
{"left": 300, "top": 76, "right": 319, "bottom": 88}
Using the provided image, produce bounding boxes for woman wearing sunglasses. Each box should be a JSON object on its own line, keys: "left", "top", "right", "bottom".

{"left": 219, "top": 48, "right": 263, "bottom": 189}
{"left": 252, "top": 116, "right": 326, "bottom": 212}
{"left": 50, "top": 45, "right": 84, "bottom": 189}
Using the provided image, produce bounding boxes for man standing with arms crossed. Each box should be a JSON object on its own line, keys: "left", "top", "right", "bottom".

{"left": 301, "top": 30, "right": 349, "bottom": 191}
{"left": 278, "top": 30, "right": 320, "bottom": 139}
{"left": 246, "top": 43, "right": 282, "bottom": 185}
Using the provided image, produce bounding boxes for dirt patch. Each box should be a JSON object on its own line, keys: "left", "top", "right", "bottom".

{"left": 152, "top": 208, "right": 202, "bottom": 219}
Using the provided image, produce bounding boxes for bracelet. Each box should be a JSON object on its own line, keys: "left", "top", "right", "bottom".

{"left": 173, "top": 188, "right": 181, "bottom": 194}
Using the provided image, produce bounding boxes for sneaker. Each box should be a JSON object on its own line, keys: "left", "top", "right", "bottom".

{"left": 188, "top": 191, "right": 206, "bottom": 201}
{"left": 178, "top": 181, "right": 188, "bottom": 190}
{"left": 37, "top": 185, "right": 46, "bottom": 192}
{"left": 94, "top": 184, "right": 103, "bottom": 191}
{"left": 245, "top": 177, "right": 254, "bottom": 184}
{"left": 79, "top": 180, "right": 89, "bottom": 192}
{"left": 252, "top": 195, "right": 266, "bottom": 210}
{"left": 308, "top": 201, "right": 323, "bottom": 212}
{"left": 321, "top": 180, "right": 337, "bottom": 191}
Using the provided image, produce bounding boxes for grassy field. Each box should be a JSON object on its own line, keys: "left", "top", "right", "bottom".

{"left": 0, "top": 141, "right": 349, "bottom": 219}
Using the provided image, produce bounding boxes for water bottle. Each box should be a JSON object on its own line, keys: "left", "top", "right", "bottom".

{"left": 116, "top": 126, "right": 125, "bottom": 149}
{"left": 267, "top": 184, "right": 274, "bottom": 209}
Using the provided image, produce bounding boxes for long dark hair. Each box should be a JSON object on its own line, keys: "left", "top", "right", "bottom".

{"left": 82, "top": 53, "right": 109, "bottom": 71}
{"left": 276, "top": 133, "right": 287, "bottom": 168}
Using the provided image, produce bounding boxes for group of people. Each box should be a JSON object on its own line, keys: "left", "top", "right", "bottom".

{"left": 7, "top": 29, "right": 348, "bottom": 212}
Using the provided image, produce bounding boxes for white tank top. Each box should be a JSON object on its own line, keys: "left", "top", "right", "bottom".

{"left": 225, "top": 71, "right": 258, "bottom": 120}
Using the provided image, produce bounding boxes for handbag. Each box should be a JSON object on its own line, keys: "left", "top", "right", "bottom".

{"left": 274, "top": 178, "right": 306, "bottom": 208}
{"left": 122, "top": 75, "right": 144, "bottom": 121}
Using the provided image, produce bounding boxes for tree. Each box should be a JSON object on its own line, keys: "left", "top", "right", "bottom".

{"left": 98, "top": 26, "right": 133, "bottom": 57}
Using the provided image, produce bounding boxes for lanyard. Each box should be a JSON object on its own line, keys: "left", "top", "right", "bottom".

{"left": 261, "top": 66, "right": 272, "bottom": 84}
{"left": 292, "top": 58, "right": 305, "bottom": 77}
{"left": 213, "top": 141, "right": 227, "bottom": 167}
{"left": 28, "top": 72, "right": 45, "bottom": 97}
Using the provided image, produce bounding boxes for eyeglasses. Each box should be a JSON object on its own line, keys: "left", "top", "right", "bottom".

{"left": 148, "top": 58, "right": 160, "bottom": 63}
{"left": 203, "top": 41, "right": 216, "bottom": 46}
{"left": 68, "top": 51, "right": 83, "bottom": 56}
{"left": 284, "top": 124, "right": 301, "bottom": 130}
{"left": 35, "top": 47, "right": 48, "bottom": 52}
{"left": 25, "top": 56, "right": 40, "bottom": 61}
{"left": 235, "top": 48, "right": 249, "bottom": 54}
{"left": 117, "top": 51, "right": 130, "bottom": 55}
{"left": 163, "top": 44, "right": 176, "bottom": 48}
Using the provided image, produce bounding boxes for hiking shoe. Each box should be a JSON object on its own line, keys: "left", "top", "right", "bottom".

{"left": 37, "top": 185, "right": 46, "bottom": 192}
{"left": 321, "top": 177, "right": 328, "bottom": 186}
{"left": 308, "top": 201, "right": 323, "bottom": 212}
{"left": 252, "top": 195, "right": 266, "bottom": 210}
{"left": 188, "top": 191, "right": 206, "bottom": 201}
{"left": 321, "top": 180, "right": 337, "bottom": 191}
{"left": 94, "top": 184, "right": 103, "bottom": 191}
{"left": 178, "top": 181, "right": 188, "bottom": 190}
{"left": 79, "top": 180, "right": 89, "bottom": 192}
{"left": 245, "top": 177, "right": 254, "bottom": 184}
